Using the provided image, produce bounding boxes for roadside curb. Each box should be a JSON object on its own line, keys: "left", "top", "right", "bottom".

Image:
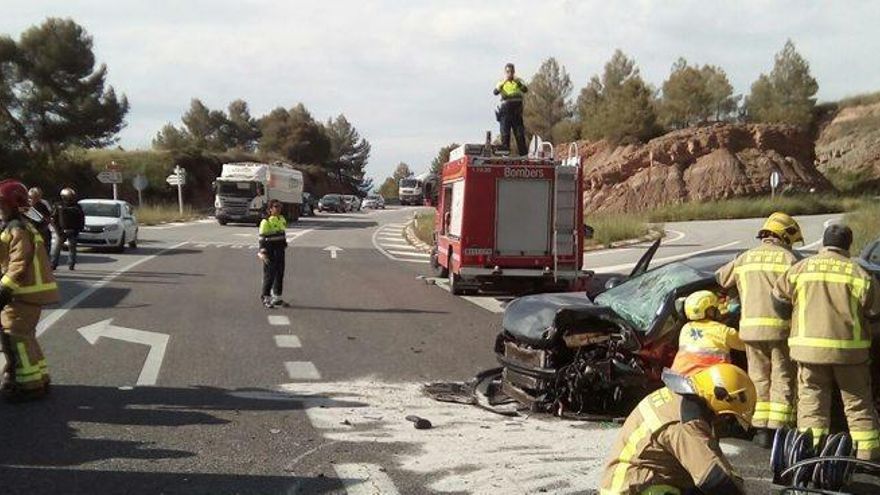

{"left": 404, "top": 217, "right": 433, "bottom": 254}
{"left": 583, "top": 228, "right": 664, "bottom": 252}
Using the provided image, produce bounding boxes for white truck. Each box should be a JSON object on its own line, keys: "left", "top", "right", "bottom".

{"left": 214, "top": 162, "right": 304, "bottom": 225}
{"left": 398, "top": 171, "right": 435, "bottom": 206}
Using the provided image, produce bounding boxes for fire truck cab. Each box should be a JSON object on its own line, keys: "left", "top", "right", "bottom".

{"left": 431, "top": 138, "right": 589, "bottom": 295}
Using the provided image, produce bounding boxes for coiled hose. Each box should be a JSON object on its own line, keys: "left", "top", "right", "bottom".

{"left": 772, "top": 427, "right": 880, "bottom": 493}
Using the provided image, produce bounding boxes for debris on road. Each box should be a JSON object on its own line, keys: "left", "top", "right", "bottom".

{"left": 405, "top": 415, "right": 433, "bottom": 429}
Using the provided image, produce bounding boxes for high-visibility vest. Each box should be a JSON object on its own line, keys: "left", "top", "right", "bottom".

{"left": 671, "top": 320, "right": 744, "bottom": 376}
{"left": 0, "top": 219, "right": 60, "bottom": 305}
{"left": 496, "top": 78, "right": 527, "bottom": 101}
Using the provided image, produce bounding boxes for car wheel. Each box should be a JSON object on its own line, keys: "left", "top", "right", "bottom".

{"left": 114, "top": 233, "right": 126, "bottom": 253}
{"left": 129, "top": 230, "right": 138, "bottom": 249}
{"left": 218, "top": 218, "right": 228, "bottom": 226}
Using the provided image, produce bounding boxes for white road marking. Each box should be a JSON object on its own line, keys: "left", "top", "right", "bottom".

{"left": 231, "top": 245, "right": 244, "bottom": 249}
{"left": 233, "top": 233, "right": 254, "bottom": 237}
{"left": 38, "top": 241, "right": 188, "bottom": 337}
{"left": 593, "top": 240, "right": 741, "bottom": 273}
{"left": 324, "top": 245, "right": 343, "bottom": 259}
{"left": 432, "top": 278, "right": 506, "bottom": 313}
{"left": 285, "top": 361, "right": 322, "bottom": 380}
{"left": 274, "top": 335, "right": 302, "bottom": 348}
{"left": 582, "top": 228, "right": 686, "bottom": 258}
{"left": 194, "top": 244, "right": 208, "bottom": 248}
{"left": 334, "top": 463, "right": 400, "bottom": 495}
{"left": 268, "top": 315, "right": 291, "bottom": 326}
{"left": 77, "top": 319, "right": 170, "bottom": 386}
{"left": 380, "top": 242, "right": 415, "bottom": 249}
{"left": 386, "top": 250, "right": 430, "bottom": 258}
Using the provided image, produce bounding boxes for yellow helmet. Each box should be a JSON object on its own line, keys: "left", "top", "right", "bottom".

{"left": 758, "top": 212, "right": 803, "bottom": 245}
{"left": 684, "top": 290, "right": 719, "bottom": 321}
{"left": 663, "top": 364, "right": 756, "bottom": 428}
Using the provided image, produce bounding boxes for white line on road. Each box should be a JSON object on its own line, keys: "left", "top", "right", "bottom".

{"left": 334, "top": 464, "right": 400, "bottom": 495}
{"left": 274, "top": 335, "right": 302, "bottom": 348}
{"left": 433, "top": 279, "right": 507, "bottom": 313}
{"left": 324, "top": 245, "right": 343, "bottom": 259}
{"left": 285, "top": 361, "right": 322, "bottom": 380}
{"left": 583, "top": 229, "right": 686, "bottom": 257}
{"left": 385, "top": 250, "right": 430, "bottom": 258}
{"left": 77, "top": 319, "right": 170, "bottom": 386}
{"left": 593, "top": 240, "right": 740, "bottom": 273}
{"left": 37, "top": 241, "right": 189, "bottom": 337}
{"left": 268, "top": 315, "right": 291, "bottom": 326}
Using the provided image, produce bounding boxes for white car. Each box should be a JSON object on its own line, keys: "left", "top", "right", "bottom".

{"left": 361, "top": 195, "right": 385, "bottom": 209}
{"left": 78, "top": 199, "right": 139, "bottom": 252}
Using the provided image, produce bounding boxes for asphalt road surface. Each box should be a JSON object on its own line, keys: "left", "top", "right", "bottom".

{"left": 0, "top": 207, "right": 842, "bottom": 494}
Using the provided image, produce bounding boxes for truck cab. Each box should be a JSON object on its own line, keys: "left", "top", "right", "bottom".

{"left": 431, "top": 140, "right": 588, "bottom": 295}
{"left": 214, "top": 162, "right": 304, "bottom": 225}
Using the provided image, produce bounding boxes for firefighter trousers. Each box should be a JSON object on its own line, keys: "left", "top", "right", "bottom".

{"left": 261, "top": 247, "right": 286, "bottom": 298}
{"left": 746, "top": 340, "right": 795, "bottom": 429}
{"left": 499, "top": 103, "right": 527, "bottom": 156}
{"left": 1, "top": 301, "right": 49, "bottom": 390}
{"left": 797, "top": 362, "right": 880, "bottom": 460}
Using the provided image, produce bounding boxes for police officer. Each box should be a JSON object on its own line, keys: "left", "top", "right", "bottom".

{"left": 51, "top": 187, "right": 85, "bottom": 271}
{"left": 0, "top": 179, "right": 59, "bottom": 401}
{"left": 716, "top": 212, "right": 801, "bottom": 447}
{"left": 493, "top": 62, "right": 528, "bottom": 156}
{"left": 258, "top": 199, "right": 288, "bottom": 309}
{"left": 600, "top": 363, "right": 755, "bottom": 495}
{"left": 773, "top": 223, "right": 880, "bottom": 461}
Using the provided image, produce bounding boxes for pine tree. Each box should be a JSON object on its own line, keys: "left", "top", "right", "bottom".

{"left": 745, "top": 40, "right": 818, "bottom": 126}
{"left": 524, "top": 57, "right": 573, "bottom": 142}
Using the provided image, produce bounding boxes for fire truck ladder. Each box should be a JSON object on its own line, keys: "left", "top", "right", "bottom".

{"left": 552, "top": 143, "right": 581, "bottom": 282}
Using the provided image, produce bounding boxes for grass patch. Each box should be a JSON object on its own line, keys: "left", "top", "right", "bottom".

{"left": 586, "top": 213, "right": 656, "bottom": 248}
{"left": 413, "top": 211, "right": 435, "bottom": 245}
{"left": 646, "top": 195, "right": 866, "bottom": 223}
{"left": 136, "top": 203, "right": 202, "bottom": 226}
{"left": 845, "top": 203, "right": 880, "bottom": 256}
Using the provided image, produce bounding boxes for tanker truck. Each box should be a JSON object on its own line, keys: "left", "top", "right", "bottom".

{"left": 213, "top": 162, "right": 304, "bottom": 225}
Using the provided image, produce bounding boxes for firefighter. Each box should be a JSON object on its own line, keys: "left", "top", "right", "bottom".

{"left": 258, "top": 199, "right": 288, "bottom": 309}
{"left": 600, "top": 363, "right": 755, "bottom": 495}
{"left": 50, "top": 187, "right": 85, "bottom": 271}
{"left": 0, "top": 179, "right": 59, "bottom": 401}
{"left": 716, "top": 211, "right": 802, "bottom": 448}
{"left": 492, "top": 62, "right": 528, "bottom": 156}
{"left": 772, "top": 223, "right": 880, "bottom": 461}
{"left": 671, "top": 290, "right": 745, "bottom": 376}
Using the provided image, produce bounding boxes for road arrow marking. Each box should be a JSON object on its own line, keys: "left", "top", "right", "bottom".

{"left": 77, "top": 319, "right": 170, "bottom": 386}
{"left": 324, "top": 245, "right": 343, "bottom": 259}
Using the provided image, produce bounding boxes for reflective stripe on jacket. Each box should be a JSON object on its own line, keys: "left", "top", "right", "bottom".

{"left": 495, "top": 78, "right": 527, "bottom": 101}
{"left": 773, "top": 247, "right": 880, "bottom": 365}
{"left": 258, "top": 215, "right": 287, "bottom": 250}
{"left": 0, "top": 218, "right": 60, "bottom": 305}
{"left": 716, "top": 239, "right": 798, "bottom": 341}
{"left": 600, "top": 388, "right": 741, "bottom": 494}
{"left": 671, "top": 321, "right": 744, "bottom": 376}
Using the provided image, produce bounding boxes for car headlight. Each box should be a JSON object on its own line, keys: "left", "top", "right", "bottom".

{"left": 104, "top": 224, "right": 119, "bottom": 232}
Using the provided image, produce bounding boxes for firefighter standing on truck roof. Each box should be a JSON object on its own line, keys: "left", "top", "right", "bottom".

{"left": 772, "top": 223, "right": 880, "bottom": 461}
{"left": 493, "top": 62, "right": 528, "bottom": 156}
{"left": 599, "top": 363, "right": 754, "bottom": 495}
{"left": 671, "top": 290, "right": 745, "bottom": 376}
{"left": 0, "top": 179, "right": 59, "bottom": 402}
{"left": 715, "top": 211, "right": 801, "bottom": 448}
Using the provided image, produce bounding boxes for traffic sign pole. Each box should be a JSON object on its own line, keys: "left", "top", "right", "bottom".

{"left": 175, "top": 166, "right": 184, "bottom": 215}
{"left": 113, "top": 183, "right": 118, "bottom": 200}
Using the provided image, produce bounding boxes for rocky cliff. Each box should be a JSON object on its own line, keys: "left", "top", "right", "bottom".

{"left": 558, "top": 123, "right": 833, "bottom": 213}
{"left": 816, "top": 101, "right": 880, "bottom": 190}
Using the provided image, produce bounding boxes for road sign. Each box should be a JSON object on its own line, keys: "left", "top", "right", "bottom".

{"left": 166, "top": 175, "right": 184, "bottom": 186}
{"left": 170, "top": 165, "right": 186, "bottom": 215}
{"left": 770, "top": 170, "right": 782, "bottom": 198}
{"left": 97, "top": 170, "right": 123, "bottom": 184}
{"left": 133, "top": 174, "right": 148, "bottom": 191}
{"left": 77, "top": 319, "right": 170, "bottom": 386}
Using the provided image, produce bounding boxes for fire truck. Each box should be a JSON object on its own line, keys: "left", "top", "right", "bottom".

{"left": 430, "top": 137, "right": 590, "bottom": 295}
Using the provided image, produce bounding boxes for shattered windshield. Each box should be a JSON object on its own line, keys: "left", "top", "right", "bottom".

{"left": 594, "top": 262, "right": 705, "bottom": 330}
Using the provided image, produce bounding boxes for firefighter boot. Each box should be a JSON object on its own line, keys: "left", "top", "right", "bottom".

{"left": 753, "top": 427, "right": 774, "bottom": 449}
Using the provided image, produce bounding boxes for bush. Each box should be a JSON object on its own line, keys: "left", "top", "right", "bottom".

{"left": 413, "top": 211, "right": 435, "bottom": 245}
{"left": 845, "top": 203, "right": 880, "bottom": 256}
{"left": 646, "top": 195, "right": 863, "bottom": 223}
{"left": 135, "top": 203, "right": 202, "bottom": 226}
{"left": 585, "top": 212, "right": 656, "bottom": 248}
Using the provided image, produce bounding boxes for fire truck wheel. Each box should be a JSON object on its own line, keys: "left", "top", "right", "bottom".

{"left": 431, "top": 251, "right": 448, "bottom": 278}
{"left": 449, "top": 271, "right": 470, "bottom": 295}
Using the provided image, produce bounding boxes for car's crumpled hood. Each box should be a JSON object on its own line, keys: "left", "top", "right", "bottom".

{"left": 502, "top": 292, "right": 623, "bottom": 348}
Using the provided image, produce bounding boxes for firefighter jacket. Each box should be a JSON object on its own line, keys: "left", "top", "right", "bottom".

{"left": 600, "top": 387, "right": 744, "bottom": 495}
{"left": 716, "top": 238, "right": 799, "bottom": 341}
{"left": 494, "top": 78, "right": 528, "bottom": 102}
{"left": 671, "top": 320, "right": 745, "bottom": 376}
{"left": 773, "top": 247, "right": 880, "bottom": 365}
{"left": 0, "top": 218, "right": 60, "bottom": 306}
{"left": 258, "top": 215, "right": 287, "bottom": 251}
{"left": 53, "top": 202, "right": 85, "bottom": 232}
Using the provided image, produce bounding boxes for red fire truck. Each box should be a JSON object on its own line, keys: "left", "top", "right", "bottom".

{"left": 430, "top": 139, "right": 590, "bottom": 295}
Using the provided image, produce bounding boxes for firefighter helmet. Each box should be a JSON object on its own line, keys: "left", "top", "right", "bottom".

{"left": 0, "top": 179, "right": 29, "bottom": 211}
{"left": 758, "top": 212, "right": 803, "bottom": 245}
{"left": 684, "top": 290, "right": 720, "bottom": 321}
{"left": 663, "top": 364, "right": 756, "bottom": 428}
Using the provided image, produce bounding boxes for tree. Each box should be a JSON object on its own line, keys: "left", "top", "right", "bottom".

{"left": 524, "top": 57, "right": 573, "bottom": 142}
{"left": 659, "top": 58, "right": 712, "bottom": 128}
{"left": 430, "top": 143, "right": 459, "bottom": 174}
{"left": 392, "top": 162, "right": 413, "bottom": 182}
{"left": 224, "top": 99, "right": 260, "bottom": 151}
{"left": 0, "top": 18, "right": 128, "bottom": 160}
{"left": 181, "top": 99, "right": 229, "bottom": 151}
{"left": 378, "top": 177, "right": 398, "bottom": 199}
{"left": 152, "top": 123, "right": 191, "bottom": 150}
{"left": 325, "top": 114, "right": 371, "bottom": 190}
{"left": 577, "top": 50, "right": 659, "bottom": 143}
{"left": 258, "top": 103, "right": 331, "bottom": 164}
{"left": 701, "top": 65, "right": 739, "bottom": 121}
{"left": 745, "top": 40, "right": 818, "bottom": 126}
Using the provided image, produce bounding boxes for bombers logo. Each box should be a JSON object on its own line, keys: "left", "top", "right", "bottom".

{"left": 504, "top": 167, "right": 545, "bottom": 179}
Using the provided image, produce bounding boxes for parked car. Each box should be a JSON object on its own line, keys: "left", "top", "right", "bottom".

{"left": 859, "top": 236, "right": 880, "bottom": 277}
{"left": 318, "top": 194, "right": 348, "bottom": 213}
{"left": 342, "top": 195, "right": 361, "bottom": 212}
{"left": 77, "top": 199, "right": 139, "bottom": 252}
{"left": 361, "top": 194, "right": 385, "bottom": 209}
{"left": 301, "top": 192, "right": 318, "bottom": 216}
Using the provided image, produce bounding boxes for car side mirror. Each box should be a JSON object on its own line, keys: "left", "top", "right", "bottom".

{"left": 604, "top": 277, "right": 623, "bottom": 290}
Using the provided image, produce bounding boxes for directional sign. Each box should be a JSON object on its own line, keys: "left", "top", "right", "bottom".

{"left": 166, "top": 174, "right": 185, "bottom": 186}
{"left": 132, "top": 174, "right": 148, "bottom": 192}
{"left": 97, "top": 170, "right": 123, "bottom": 184}
{"left": 78, "top": 319, "right": 170, "bottom": 386}
{"left": 323, "top": 245, "right": 343, "bottom": 259}
{"left": 770, "top": 170, "right": 782, "bottom": 189}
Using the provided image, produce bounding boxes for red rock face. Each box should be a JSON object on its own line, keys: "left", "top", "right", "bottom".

{"left": 557, "top": 123, "right": 833, "bottom": 214}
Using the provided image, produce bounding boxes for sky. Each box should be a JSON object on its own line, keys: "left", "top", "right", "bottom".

{"left": 3, "top": 1, "right": 880, "bottom": 183}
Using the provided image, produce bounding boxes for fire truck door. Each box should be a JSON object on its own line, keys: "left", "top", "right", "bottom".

{"left": 495, "top": 179, "right": 551, "bottom": 256}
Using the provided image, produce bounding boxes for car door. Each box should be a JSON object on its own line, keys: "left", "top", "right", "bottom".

{"left": 122, "top": 204, "right": 136, "bottom": 239}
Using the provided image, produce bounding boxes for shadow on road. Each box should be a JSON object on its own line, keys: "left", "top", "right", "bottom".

{"left": 289, "top": 304, "right": 448, "bottom": 315}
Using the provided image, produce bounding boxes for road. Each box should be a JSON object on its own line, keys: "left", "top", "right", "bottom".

{"left": 0, "top": 207, "right": 840, "bottom": 494}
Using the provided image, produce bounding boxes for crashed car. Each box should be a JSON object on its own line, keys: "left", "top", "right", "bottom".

{"left": 495, "top": 241, "right": 743, "bottom": 418}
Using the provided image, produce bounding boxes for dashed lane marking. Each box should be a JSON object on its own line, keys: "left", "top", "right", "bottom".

{"left": 274, "top": 335, "right": 301, "bottom": 348}
{"left": 268, "top": 315, "right": 291, "bottom": 326}
{"left": 334, "top": 463, "right": 401, "bottom": 495}
{"left": 371, "top": 223, "right": 429, "bottom": 264}
{"left": 284, "top": 361, "right": 322, "bottom": 380}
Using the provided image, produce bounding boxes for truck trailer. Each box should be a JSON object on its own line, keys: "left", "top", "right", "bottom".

{"left": 214, "top": 162, "right": 304, "bottom": 225}
{"left": 431, "top": 139, "right": 589, "bottom": 295}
